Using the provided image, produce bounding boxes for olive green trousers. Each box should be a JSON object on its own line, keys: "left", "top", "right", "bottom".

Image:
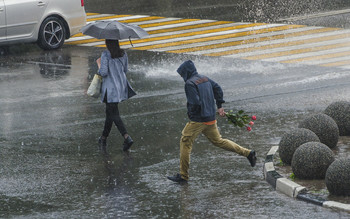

{"left": 180, "top": 121, "right": 251, "bottom": 181}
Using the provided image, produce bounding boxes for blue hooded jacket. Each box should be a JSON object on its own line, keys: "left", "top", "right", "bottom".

{"left": 177, "top": 60, "right": 225, "bottom": 122}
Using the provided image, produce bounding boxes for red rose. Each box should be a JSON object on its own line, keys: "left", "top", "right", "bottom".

{"left": 251, "top": 115, "right": 257, "bottom": 120}
{"left": 249, "top": 121, "right": 254, "bottom": 126}
{"left": 247, "top": 126, "right": 252, "bottom": 131}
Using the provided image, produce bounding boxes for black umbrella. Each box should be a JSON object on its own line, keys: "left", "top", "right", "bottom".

{"left": 81, "top": 20, "right": 149, "bottom": 42}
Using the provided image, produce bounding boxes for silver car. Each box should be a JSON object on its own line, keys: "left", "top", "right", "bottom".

{"left": 0, "top": 0, "right": 86, "bottom": 50}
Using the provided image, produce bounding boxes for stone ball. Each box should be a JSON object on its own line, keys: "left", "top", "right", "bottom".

{"left": 279, "top": 128, "right": 320, "bottom": 165}
{"left": 298, "top": 113, "right": 339, "bottom": 149}
{"left": 324, "top": 101, "right": 350, "bottom": 136}
{"left": 325, "top": 158, "right": 350, "bottom": 196}
{"left": 291, "top": 142, "right": 335, "bottom": 179}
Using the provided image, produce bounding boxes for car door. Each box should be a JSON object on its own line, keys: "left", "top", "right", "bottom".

{"left": 0, "top": 0, "right": 5, "bottom": 42}
{"left": 5, "top": 0, "right": 48, "bottom": 40}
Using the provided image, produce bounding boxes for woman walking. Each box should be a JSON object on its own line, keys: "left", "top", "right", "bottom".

{"left": 96, "top": 39, "right": 136, "bottom": 151}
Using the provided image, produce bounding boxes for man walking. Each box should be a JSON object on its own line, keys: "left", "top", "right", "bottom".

{"left": 167, "top": 60, "right": 257, "bottom": 183}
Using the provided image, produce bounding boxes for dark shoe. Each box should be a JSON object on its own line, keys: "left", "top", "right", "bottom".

{"left": 167, "top": 174, "right": 187, "bottom": 183}
{"left": 247, "top": 150, "right": 257, "bottom": 167}
{"left": 98, "top": 136, "right": 107, "bottom": 147}
{"left": 122, "top": 136, "right": 133, "bottom": 151}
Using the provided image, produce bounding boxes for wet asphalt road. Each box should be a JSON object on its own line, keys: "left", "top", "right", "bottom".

{"left": 1, "top": 45, "right": 350, "bottom": 218}
{"left": 1, "top": 1, "right": 350, "bottom": 218}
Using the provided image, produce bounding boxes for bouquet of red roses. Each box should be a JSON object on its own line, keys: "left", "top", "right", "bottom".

{"left": 226, "top": 110, "right": 257, "bottom": 131}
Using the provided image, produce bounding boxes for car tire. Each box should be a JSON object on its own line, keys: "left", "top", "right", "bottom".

{"left": 37, "top": 17, "right": 66, "bottom": 50}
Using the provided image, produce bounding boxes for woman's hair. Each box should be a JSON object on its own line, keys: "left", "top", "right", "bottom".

{"left": 105, "top": 39, "right": 124, "bottom": 59}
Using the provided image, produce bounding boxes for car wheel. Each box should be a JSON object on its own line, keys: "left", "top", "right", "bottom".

{"left": 37, "top": 17, "right": 66, "bottom": 50}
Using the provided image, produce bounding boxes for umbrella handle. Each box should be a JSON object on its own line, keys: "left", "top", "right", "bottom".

{"left": 129, "top": 36, "right": 134, "bottom": 47}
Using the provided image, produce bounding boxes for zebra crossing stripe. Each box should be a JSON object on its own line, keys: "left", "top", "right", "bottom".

{"left": 139, "top": 19, "right": 200, "bottom": 28}
{"left": 260, "top": 38, "right": 350, "bottom": 62}
{"left": 167, "top": 26, "right": 320, "bottom": 54}
{"left": 131, "top": 17, "right": 182, "bottom": 26}
{"left": 85, "top": 13, "right": 100, "bottom": 16}
{"left": 320, "top": 59, "right": 350, "bottom": 67}
{"left": 120, "top": 23, "right": 243, "bottom": 45}
{"left": 143, "top": 20, "right": 218, "bottom": 32}
{"left": 69, "top": 16, "right": 171, "bottom": 40}
{"left": 67, "top": 13, "right": 350, "bottom": 69}
{"left": 302, "top": 51, "right": 350, "bottom": 66}
{"left": 67, "top": 19, "right": 219, "bottom": 45}
{"left": 205, "top": 27, "right": 339, "bottom": 57}
{"left": 78, "top": 22, "right": 237, "bottom": 47}
{"left": 130, "top": 23, "right": 278, "bottom": 50}
{"left": 258, "top": 42, "right": 350, "bottom": 61}
{"left": 242, "top": 31, "right": 350, "bottom": 60}
{"left": 67, "top": 21, "right": 237, "bottom": 46}
{"left": 252, "top": 31, "right": 350, "bottom": 62}
{"left": 146, "top": 22, "right": 235, "bottom": 37}
{"left": 147, "top": 21, "right": 232, "bottom": 34}
{"left": 282, "top": 49, "right": 350, "bottom": 64}
{"left": 117, "top": 16, "right": 164, "bottom": 24}
{"left": 165, "top": 25, "right": 304, "bottom": 53}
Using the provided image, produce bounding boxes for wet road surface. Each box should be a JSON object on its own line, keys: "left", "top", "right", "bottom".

{"left": 1, "top": 45, "right": 350, "bottom": 218}
{"left": 1, "top": 1, "right": 350, "bottom": 218}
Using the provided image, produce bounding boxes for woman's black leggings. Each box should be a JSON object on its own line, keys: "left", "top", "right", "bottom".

{"left": 102, "top": 102, "right": 127, "bottom": 138}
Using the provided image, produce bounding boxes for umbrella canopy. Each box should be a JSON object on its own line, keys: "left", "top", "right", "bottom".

{"left": 81, "top": 20, "right": 149, "bottom": 40}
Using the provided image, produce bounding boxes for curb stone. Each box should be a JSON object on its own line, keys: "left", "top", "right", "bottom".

{"left": 264, "top": 146, "right": 350, "bottom": 213}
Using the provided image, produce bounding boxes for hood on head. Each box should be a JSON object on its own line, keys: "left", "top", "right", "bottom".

{"left": 177, "top": 60, "right": 198, "bottom": 82}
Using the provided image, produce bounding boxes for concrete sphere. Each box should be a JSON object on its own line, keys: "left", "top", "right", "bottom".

{"left": 298, "top": 113, "right": 339, "bottom": 149}
{"left": 291, "top": 142, "right": 335, "bottom": 179}
{"left": 325, "top": 158, "right": 350, "bottom": 196}
{"left": 324, "top": 101, "right": 350, "bottom": 136}
{"left": 279, "top": 128, "right": 320, "bottom": 165}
